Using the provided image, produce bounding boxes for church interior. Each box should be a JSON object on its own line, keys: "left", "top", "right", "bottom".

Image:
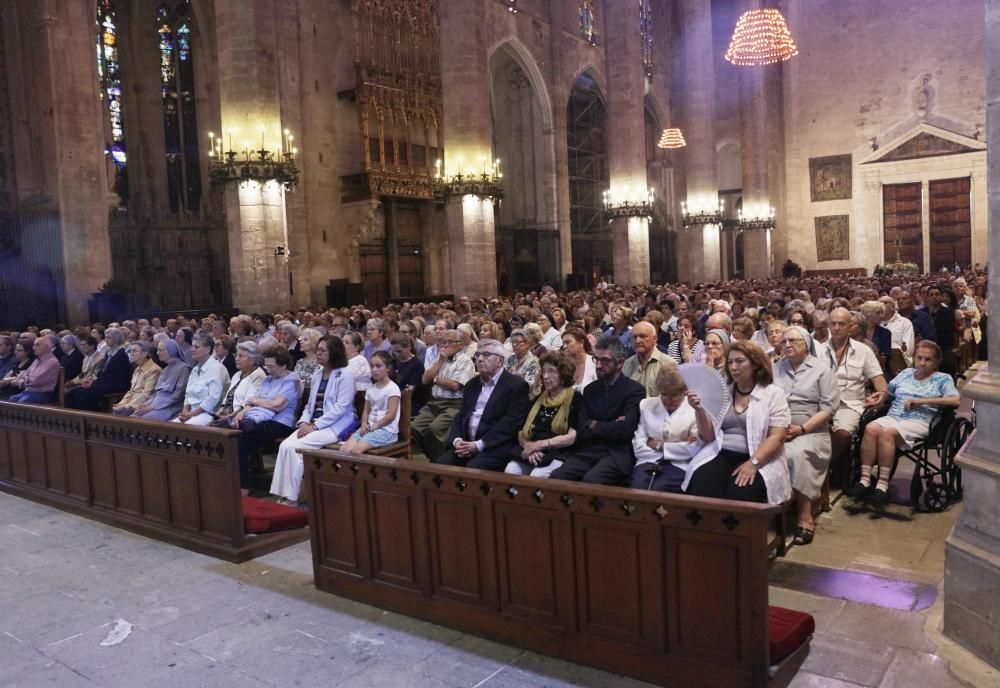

{"left": 2, "top": 0, "right": 1000, "bottom": 686}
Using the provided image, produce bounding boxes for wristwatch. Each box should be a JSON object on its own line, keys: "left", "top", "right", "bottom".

{"left": 749, "top": 457, "right": 760, "bottom": 467}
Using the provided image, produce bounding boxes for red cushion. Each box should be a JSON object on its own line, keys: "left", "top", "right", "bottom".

{"left": 768, "top": 605, "right": 815, "bottom": 663}
{"left": 242, "top": 496, "right": 309, "bottom": 534}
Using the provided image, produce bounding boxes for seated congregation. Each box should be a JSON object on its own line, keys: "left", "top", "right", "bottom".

{"left": 0, "top": 270, "right": 976, "bottom": 547}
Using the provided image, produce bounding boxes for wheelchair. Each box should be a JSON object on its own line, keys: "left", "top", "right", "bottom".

{"left": 849, "top": 401, "right": 973, "bottom": 512}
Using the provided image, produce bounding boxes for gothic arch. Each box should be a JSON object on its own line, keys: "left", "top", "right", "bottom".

{"left": 488, "top": 37, "right": 553, "bottom": 132}
{"left": 568, "top": 64, "right": 608, "bottom": 106}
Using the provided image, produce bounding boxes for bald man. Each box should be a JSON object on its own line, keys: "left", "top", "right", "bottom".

{"left": 623, "top": 321, "right": 675, "bottom": 397}
{"left": 8, "top": 335, "right": 61, "bottom": 404}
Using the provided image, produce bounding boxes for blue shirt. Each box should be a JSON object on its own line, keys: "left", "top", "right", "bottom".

{"left": 244, "top": 374, "right": 300, "bottom": 427}
{"left": 887, "top": 368, "right": 958, "bottom": 424}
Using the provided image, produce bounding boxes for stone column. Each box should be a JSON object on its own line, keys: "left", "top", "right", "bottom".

{"left": 439, "top": 1, "right": 496, "bottom": 298}
{"left": 215, "top": 0, "right": 292, "bottom": 313}
{"left": 944, "top": 0, "right": 1000, "bottom": 667}
{"left": 604, "top": 0, "right": 650, "bottom": 287}
{"left": 738, "top": 0, "right": 773, "bottom": 279}
{"left": 678, "top": 0, "right": 721, "bottom": 283}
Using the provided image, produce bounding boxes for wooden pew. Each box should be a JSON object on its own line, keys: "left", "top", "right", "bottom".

{"left": 0, "top": 401, "right": 308, "bottom": 562}
{"left": 304, "top": 450, "right": 806, "bottom": 688}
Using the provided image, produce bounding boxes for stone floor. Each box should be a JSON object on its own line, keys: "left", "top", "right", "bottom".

{"left": 0, "top": 486, "right": 997, "bottom": 688}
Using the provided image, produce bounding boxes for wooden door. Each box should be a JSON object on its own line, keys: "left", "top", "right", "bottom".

{"left": 394, "top": 206, "right": 425, "bottom": 298}
{"left": 882, "top": 182, "right": 923, "bottom": 267}
{"left": 360, "top": 248, "right": 388, "bottom": 307}
{"left": 929, "top": 177, "right": 972, "bottom": 270}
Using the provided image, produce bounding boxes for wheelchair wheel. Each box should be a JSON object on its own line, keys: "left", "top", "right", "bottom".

{"left": 941, "top": 417, "right": 973, "bottom": 503}
{"left": 921, "top": 483, "right": 950, "bottom": 513}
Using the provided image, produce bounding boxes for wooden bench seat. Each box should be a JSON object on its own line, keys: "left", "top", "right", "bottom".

{"left": 322, "top": 386, "right": 413, "bottom": 460}
{"left": 303, "top": 450, "right": 811, "bottom": 688}
{"left": 0, "top": 401, "right": 308, "bottom": 562}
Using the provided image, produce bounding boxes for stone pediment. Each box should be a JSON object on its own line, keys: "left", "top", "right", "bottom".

{"left": 862, "top": 124, "right": 984, "bottom": 164}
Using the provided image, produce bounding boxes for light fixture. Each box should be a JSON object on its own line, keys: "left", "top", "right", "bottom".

{"left": 657, "top": 128, "right": 686, "bottom": 149}
{"left": 498, "top": 0, "right": 519, "bottom": 14}
{"left": 736, "top": 206, "right": 776, "bottom": 231}
{"left": 434, "top": 157, "right": 504, "bottom": 203}
{"left": 208, "top": 129, "right": 300, "bottom": 190}
{"left": 603, "top": 187, "right": 655, "bottom": 220}
{"left": 682, "top": 199, "right": 724, "bottom": 228}
{"left": 724, "top": 8, "right": 798, "bottom": 66}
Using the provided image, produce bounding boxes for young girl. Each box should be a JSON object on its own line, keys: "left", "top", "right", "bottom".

{"left": 341, "top": 351, "right": 401, "bottom": 455}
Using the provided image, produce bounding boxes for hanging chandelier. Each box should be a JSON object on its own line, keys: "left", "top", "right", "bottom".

{"left": 208, "top": 129, "right": 300, "bottom": 190}
{"left": 657, "top": 128, "right": 686, "bottom": 149}
{"left": 724, "top": 8, "right": 798, "bottom": 66}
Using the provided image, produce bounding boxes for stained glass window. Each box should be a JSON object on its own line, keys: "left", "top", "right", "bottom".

{"left": 96, "top": 0, "right": 126, "bottom": 168}
{"left": 640, "top": 0, "right": 654, "bottom": 76}
{"left": 157, "top": 0, "right": 202, "bottom": 213}
{"left": 578, "top": 1, "right": 597, "bottom": 46}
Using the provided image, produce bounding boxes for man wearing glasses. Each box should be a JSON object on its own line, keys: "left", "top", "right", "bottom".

{"left": 435, "top": 340, "right": 530, "bottom": 470}
{"left": 550, "top": 336, "right": 645, "bottom": 485}
{"left": 411, "top": 330, "right": 475, "bottom": 460}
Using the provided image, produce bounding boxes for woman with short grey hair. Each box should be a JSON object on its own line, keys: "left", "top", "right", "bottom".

{"left": 212, "top": 341, "right": 267, "bottom": 425}
{"left": 60, "top": 335, "right": 84, "bottom": 381}
{"left": 113, "top": 341, "right": 163, "bottom": 416}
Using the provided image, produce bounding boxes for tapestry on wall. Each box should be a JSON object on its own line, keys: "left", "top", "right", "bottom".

{"left": 815, "top": 215, "right": 850, "bottom": 262}
{"left": 809, "top": 155, "right": 852, "bottom": 202}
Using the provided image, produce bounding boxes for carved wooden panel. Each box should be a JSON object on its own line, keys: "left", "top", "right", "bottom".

{"left": 139, "top": 454, "right": 169, "bottom": 523}
{"left": 316, "top": 478, "right": 366, "bottom": 576}
{"left": 883, "top": 182, "right": 923, "bottom": 267}
{"left": 427, "top": 492, "right": 496, "bottom": 608}
{"left": 494, "top": 502, "right": 573, "bottom": 629}
{"left": 930, "top": 177, "right": 972, "bottom": 269}
{"left": 167, "top": 460, "right": 200, "bottom": 532}
{"left": 573, "top": 514, "right": 663, "bottom": 649}
{"left": 114, "top": 450, "right": 142, "bottom": 516}
{"left": 26, "top": 433, "right": 47, "bottom": 488}
{"left": 0, "top": 428, "right": 11, "bottom": 479}
{"left": 367, "top": 482, "right": 425, "bottom": 591}
{"left": 90, "top": 445, "right": 117, "bottom": 509}
{"left": 65, "top": 440, "right": 89, "bottom": 503}
{"left": 44, "top": 436, "right": 67, "bottom": 495}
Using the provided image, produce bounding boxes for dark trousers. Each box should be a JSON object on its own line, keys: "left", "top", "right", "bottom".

{"left": 549, "top": 445, "right": 634, "bottom": 487}
{"left": 237, "top": 420, "right": 294, "bottom": 488}
{"left": 435, "top": 446, "right": 512, "bottom": 471}
{"left": 630, "top": 460, "right": 686, "bottom": 493}
{"left": 685, "top": 449, "right": 768, "bottom": 503}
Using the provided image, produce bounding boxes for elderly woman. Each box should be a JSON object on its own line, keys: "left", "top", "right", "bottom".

{"left": 703, "top": 329, "right": 731, "bottom": 373}
{"left": 112, "top": 342, "right": 163, "bottom": 416}
{"left": 212, "top": 341, "right": 267, "bottom": 425}
{"left": 132, "top": 340, "right": 191, "bottom": 421}
{"left": 362, "top": 318, "right": 391, "bottom": 362}
{"left": 456, "top": 322, "right": 479, "bottom": 358}
{"left": 504, "top": 352, "right": 580, "bottom": 478}
{"left": 230, "top": 346, "right": 301, "bottom": 493}
{"left": 342, "top": 331, "right": 372, "bottom": 391}
{"left": 732, "top": 317, "right": 756, "bottom": 343}
{"left": 292, "top": 328, "right": 323, "bottom": 389}
{"left": 686, "top": 341, "right": 792, "bottom": 505}
{"left": 667, "top": 314, "right": 700, "bottom": 364}
{"left": 848, "top": 340, "right": 960, "bottom": 505}
{"left": 605, "top": 306, "right": 634, "bottom": 355}
{"left": 60, "top": 335, "right": 84, "bottom": 382}
{"left": 561, "top": 327, "right": 597, "bottom": 392}
{"left": 504, "top": 328, "right": 541, "bottom": 398}
{"left": 213, "top": 335, "right": 238, "bottom": 377}
{"left": 65, "top": 335, "right": 105, "bottom": 390}
{"left": 765, "top": 319, "right": 787, "bottom": 366}
{"left": 271, "top": 336, "right": 358, "bottom": 505}
{"left": 521, "top": 322, "right": 547, "bottom": 358}
{"left": 536, "top": 313, "right": 563, "bottom": 351}
{"left": 175, "top": 327, "right": 194, "bottom": 365}
{"left": 773, "top": 327, "right": 840, "bottom": 544}
{"left": 631, "top": 367, "right": 719, "bottom": 493}
{"left": 859, "top": 301, "right": 893, "bottom": 371}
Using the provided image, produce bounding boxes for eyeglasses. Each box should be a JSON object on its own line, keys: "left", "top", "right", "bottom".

{"left": 473, "top": 352, "right": 502, "bottom": 361}
{"left": 594, "top": 356, "right": 616, "bottom": 365}
{"left": 789, "top": 319, "right": 805, "bottom": 325}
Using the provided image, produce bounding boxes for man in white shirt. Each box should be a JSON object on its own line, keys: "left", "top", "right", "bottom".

{"left": 879, "top": 296, "right": 915, "bottom": 368}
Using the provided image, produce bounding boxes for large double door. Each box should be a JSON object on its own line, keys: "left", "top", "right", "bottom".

{"left": 882, "top": 178, "right": 971, "bottom": 270}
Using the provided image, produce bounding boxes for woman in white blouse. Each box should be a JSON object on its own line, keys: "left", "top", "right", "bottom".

{"left": 341, "top": 331, "right": 372, "bottom": 391}
{"left": 560, "top": 327, "right": 597, "bottom": 392}
{"left": 536, "top": 313, "right": 563, "bottom": 351}
{"left": 685, "top": 340, "right": 791, "bottom": 505}
{"left": 631, "top": 367, "right": 720, "bottom": 493}
{"left": 212, "top": 341, "right": 267, "bottom": 425}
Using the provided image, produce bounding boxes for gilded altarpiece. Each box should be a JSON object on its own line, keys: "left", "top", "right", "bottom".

{"left": 352, "top": 0, "right": 443, "bottom": 200}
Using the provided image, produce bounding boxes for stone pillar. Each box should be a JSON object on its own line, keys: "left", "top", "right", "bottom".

{"left": 738, "top": 0, "right": 773, "bottom": 279}
{"left": 215, "top": 0, "right": 292, "bottom": 313}
{"left": 943, "top": 0, "right": 1000, "bottom": 667}
{"left": 439, "top": 1, "right": 496, "bottom": 298}
{"left": 678, "top": 0, "right": 721, "bottom": 283}
{"left": 604, "top": 0, "right": 650, "bottom": 287}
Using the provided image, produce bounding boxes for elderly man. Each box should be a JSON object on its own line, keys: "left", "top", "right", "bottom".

{"left": 8, "top": 336, "right": 61, "bottom": 404}
{"left": 434, "top": 339, "right": 530, "bottom": 470}
{"left": 623, "top": 321, "right": 675, "bottom": 397}
{"left": 550, "top": 336, "right": 645, "bottom": 486}
{"left": 824, "top": 307, "right": 888, "bottom": 487}
{"left": 879, "top": 296, "right": 915, "bottom": 370}
{"left": 411, "top": 329, "right": 476, "bottom": 460}
{"left": 172, "top": 333, "right": 231, "bottom": 425}
{"left": 278, "top": 321, "right": 304, "bottom": 365}
{"left": 65, "top": 327, "right": 133, "bottom": 410}
{"left": 896, "top": 291, "right": 935, "bottom": 343}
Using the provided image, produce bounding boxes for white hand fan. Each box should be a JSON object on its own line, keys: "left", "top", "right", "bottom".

{"left": 677, "top": 363, "right": 731, "bottom": 426}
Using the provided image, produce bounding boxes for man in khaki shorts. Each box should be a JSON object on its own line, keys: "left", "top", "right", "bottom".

{"left": 823, "top": 308, "right": 888, "bottom": 487}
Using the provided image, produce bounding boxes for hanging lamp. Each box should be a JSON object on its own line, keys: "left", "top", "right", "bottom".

{"left": 657, "top": 128, "right": 687, "bottom": 149}
{"left": 724, "top": 8, "right": 798, "bottom": 66}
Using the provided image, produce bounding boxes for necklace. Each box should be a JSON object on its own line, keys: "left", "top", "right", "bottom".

{"left": 735, "top": 385, "right": 754, "bottom": 395}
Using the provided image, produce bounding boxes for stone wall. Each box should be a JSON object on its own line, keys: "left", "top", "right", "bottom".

{"left": 780, "top": 0, "right": 986, "bottom": 272}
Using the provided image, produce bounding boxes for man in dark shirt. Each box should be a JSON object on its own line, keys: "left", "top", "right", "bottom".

{"left": 926, "top": 286, "right": 956, "bottom": 376}
{"left": 0, "top": 335, "right": 16, "bottom": 381}
{"left": 550, "top": 336, "right": 645, "bottom": 486}
{"left": 896, "top": 291, "right": 935, "bottom": 343}
{"left": 390, "top": 333, "right": 426, "bottom": 417}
